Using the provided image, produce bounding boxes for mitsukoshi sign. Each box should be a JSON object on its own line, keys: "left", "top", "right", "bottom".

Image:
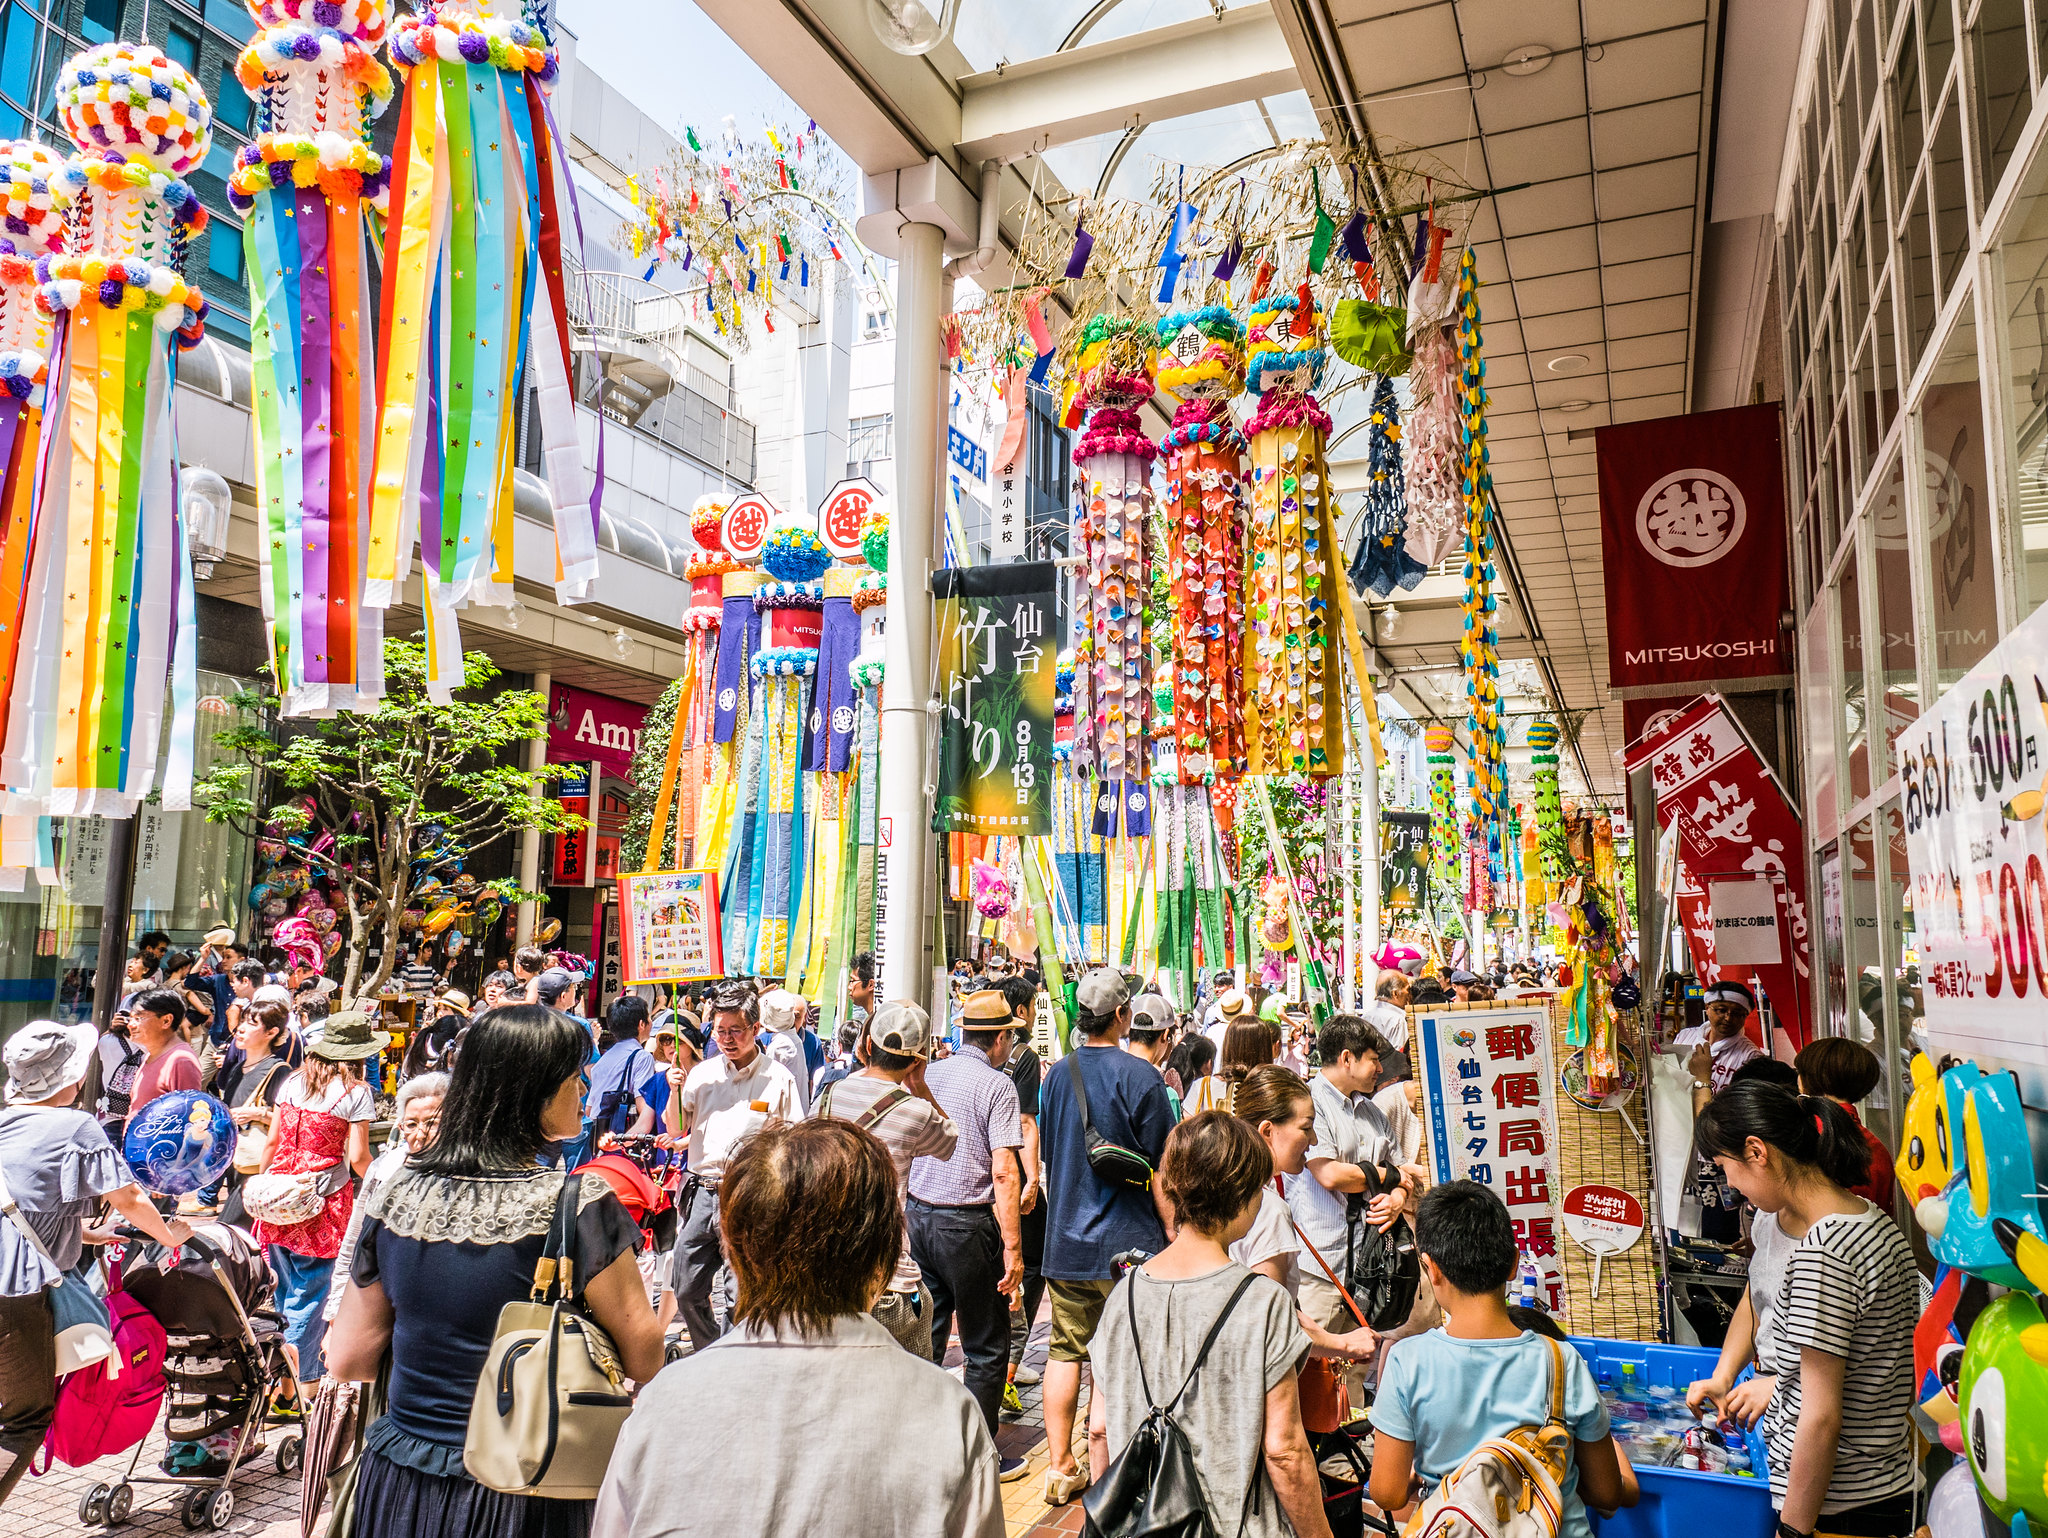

{"left": 1596, "top": 403, "right": 1791, "bottom": 696}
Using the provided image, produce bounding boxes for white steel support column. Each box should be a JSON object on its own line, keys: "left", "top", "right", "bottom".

{"left": 1361, "top": 727, "right": 1381, "bottom": 1002}
{"left": 516, "top": 669, "right": 550, "bottom": 946}
{"left": 878, "top": 221, "right": 945, "bottom": 1007}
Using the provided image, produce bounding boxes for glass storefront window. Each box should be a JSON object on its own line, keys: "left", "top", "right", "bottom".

{"left": 1920, "top": 306, "right": 1999, "bottom": 685}
{"left": 1970, "top": 0, "right": 2031, "bottom": 207}
{"left": 1805, "top": 599, "right": 1841, "bottom": 837}
{"left": 1836, "top": 542, "right": 1872, "bottom": 804}
{"left": 1820, "top": 841, "right": 1847, "bottom": 1035}
{"left": 1871, "top": 799, "right": 1916, "bottom": 1134}
{"left": 0, "top": 669, "right": 259, "bottom": 1032}
{"left": 1872, "top": 455, "right": 1921, "bottom": 757}
{"left": 1932, "top": 82, "right": 1971, "bottom": 295}
{"left": 1999, "top": 130, "right": 2048, "bottom": 616}
{"left": 1904, "top": 172, "right": 1939, "bottom": 359}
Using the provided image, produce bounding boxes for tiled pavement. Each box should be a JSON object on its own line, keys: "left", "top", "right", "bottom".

{"left": 5, "top": 1311, "right": 1088, "bottom": 1538}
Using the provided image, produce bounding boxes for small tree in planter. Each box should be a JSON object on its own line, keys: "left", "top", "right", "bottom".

{"left": 195, "top": 639, "right": 581, "bottom": 1003}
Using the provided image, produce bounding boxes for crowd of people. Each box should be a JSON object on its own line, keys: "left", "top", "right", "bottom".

{"left": 0, "top": 939, "right": 1923, "bottom": 1538}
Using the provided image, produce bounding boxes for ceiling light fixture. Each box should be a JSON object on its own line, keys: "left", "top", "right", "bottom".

{"left": 1378, "top": 605, "right": 1401, "bottom": 640}
{"left": 1557, "top": 399, "right": 1593, "bottom": 413}
{"left": 1546, "top": 354, "right": 1590, "bottom": 374}
{"left": 610, "top": 627, "right": 633, "bottom": 660}
{"left": 1500, "top": 45, "right": 1553, "bottom": 76}
{"left": 866, "top": 0, "right": 960, "bottom": 55}
{"left": 501, "top": 598, "right": 522, "bottom": 632}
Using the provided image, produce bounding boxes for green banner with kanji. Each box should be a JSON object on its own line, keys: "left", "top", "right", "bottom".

{"left": 934, "top": 563, "right": 1057, "bottom": 835}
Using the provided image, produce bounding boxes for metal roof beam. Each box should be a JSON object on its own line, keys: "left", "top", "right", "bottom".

{"left": 956, "top": 8, "right": 1297, "bottom": 164}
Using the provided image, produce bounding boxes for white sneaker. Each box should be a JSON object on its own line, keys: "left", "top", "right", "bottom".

{"left": 1012, "top": 1364, "right": 1042, "bottom": 1386}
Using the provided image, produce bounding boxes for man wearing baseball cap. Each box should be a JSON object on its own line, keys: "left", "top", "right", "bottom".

{"left": 905, "top": 989, "right": 1028, "bottom": 1480}
{"left": 1037, "top": 966, "right": 1175, "bottom": 1506}
{"left": 810, "top": 1001, "right": 959, "bottom": 1363}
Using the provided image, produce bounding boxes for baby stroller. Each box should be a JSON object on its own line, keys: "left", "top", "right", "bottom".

{"left": 76, "top": 1221, "right": 302, "bottom": 1531}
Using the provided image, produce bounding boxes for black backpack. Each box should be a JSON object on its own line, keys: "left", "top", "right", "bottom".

{"left": 1083, "top": 1272, "right": 1259, "bottom": 1538}
{"left": 1344, "top": 1168, "right": 1422, "bottom": 1331}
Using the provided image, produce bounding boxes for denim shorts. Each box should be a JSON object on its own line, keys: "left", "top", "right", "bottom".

{"left": 267, "top": 1245, "right": 334, "bottom": 1379}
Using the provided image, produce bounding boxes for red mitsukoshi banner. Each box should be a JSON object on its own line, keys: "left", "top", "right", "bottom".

{"left": 1597, "top": 403, "right": 1791, "bottom": 697}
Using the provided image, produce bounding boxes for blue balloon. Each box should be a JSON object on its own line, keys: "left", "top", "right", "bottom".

{"left": 123, "top": 1091, "right": 235, "bottom": 1196}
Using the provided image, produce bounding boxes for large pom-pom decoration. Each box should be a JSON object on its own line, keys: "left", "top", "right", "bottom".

{"left": 370, "top": 0, "right": 590, "bottom": 705}
{"left": 760, "top": 517, "right": 831, "bottom": 584}
{"left": 1069, "top": 314, "right": 1156, "bottom": 820}
{"left": 1157, "top": 306, "right": 1246, "bottom": 784}
{"left": 1425, "top": 724, "right": 1458, "bottom": 910}
{"left": 0, "top": 46, "right": 213, "bottom": 817}
{"left": 0, "top": 140, "right": 64, "bottom": 769}
{"left": 233, "top": 0, "right": 393, "bottom": 716}
{"left": 1242, "top": 286, "right": 1343, "bottom": 777}
{"left": 971, "top": 858, "right": 1013, "bottom": 921}
{"left": 1457, "top": 250, "right": 1506, "bottom": 865}
{"left": 1526, "top": 719, "right": 1569, "bottom": 891}
{"left": 1350, "top": 374, "right": 1426, "bottom": 598}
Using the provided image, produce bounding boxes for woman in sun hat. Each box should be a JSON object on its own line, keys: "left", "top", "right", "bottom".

{"left": 0, "top": 1022, "right": 193, "bottom": 1510}
{"left": 249, "top": 1011, "right": 387, "bottom": 1404}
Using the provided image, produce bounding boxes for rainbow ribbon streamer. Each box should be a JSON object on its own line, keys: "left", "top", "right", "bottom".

{"left": 231, "top": 0, "right": 395, "bottom": 715}
{"left": 0, "top": 45, "right": 212, "bottom": 818}
{"left": 369, "top": 5, "right": 595, "bottom": 702}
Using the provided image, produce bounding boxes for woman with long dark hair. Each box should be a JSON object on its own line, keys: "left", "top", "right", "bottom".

{"left": 1162, "top": 1033, "right": 1215, "bottom": 1099}
{"left": 1684, "top": 1081, "right": 1915, "bottom": 1538}
{"left": 1184, "top": 1019, "right": 1278, "bottom": 1114}
{"left": 326, "top": 1006, "right": 663, "bottom": 1538}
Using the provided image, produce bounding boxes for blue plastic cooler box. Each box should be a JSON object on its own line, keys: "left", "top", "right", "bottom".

{"left": 1567, "top": 1336, "right": 1775, "bottom": 1538}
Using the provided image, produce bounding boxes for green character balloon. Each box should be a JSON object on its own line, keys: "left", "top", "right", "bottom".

{"left": 1960, "top": 1291, "right": 2048, "bottom": 1531}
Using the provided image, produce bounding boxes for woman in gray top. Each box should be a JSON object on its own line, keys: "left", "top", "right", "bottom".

{"left": 0, "top": 1021, "right": 192, "bottom": 1510}
{"left": 1088, "top": 1110, "right": 1333, "bottom": 1538}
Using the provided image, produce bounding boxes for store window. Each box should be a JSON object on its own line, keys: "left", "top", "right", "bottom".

{"left": 1969, "top": 0, "right": 2031, "bottom": 206}
{"left": 1872, "top": 455, "right": 1921, "bottom": 758}
{"left": 0, "top": 669, "right": 260, "bottom": 1033}
{"left": 1999, "top": 130, "right": 2048, "bottom": 617}
{"left": 1834, "top": 544, "right": 1872, "bottom": 805}
{"left": 1919, "top": 306, "right": 1999, "bottom": 685}
{"left": 1820, "top": 841, "right": 1846, "bottom": 1037}
{"left": 1804, "top": 599, "right": 1840, "bottom": 840}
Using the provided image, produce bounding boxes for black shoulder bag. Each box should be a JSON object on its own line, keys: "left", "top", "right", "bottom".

{"left": 1342, "top": 1165, "right": 1421, "bottom": 1332}
{"left": 1083, "top": 1272, "right": 1260, "bottom": 1538}
{"left": 1067, "top": 1053, "right": 1155, "bottom": 1190}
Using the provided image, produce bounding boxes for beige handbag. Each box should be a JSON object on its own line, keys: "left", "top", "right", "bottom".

{"left": 463, "top": 1172, "right": 633, "bottom": 1498}
{"left": 232, "top": 1062, "right": 287, "bottom": 1175}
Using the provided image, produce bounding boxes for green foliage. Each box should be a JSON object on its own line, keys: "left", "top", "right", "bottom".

{"left": 193, "top": 639, "right": 578, "bottom": 1001}
{"left": 621, "top": 677, "right": 687, "bottom": 872}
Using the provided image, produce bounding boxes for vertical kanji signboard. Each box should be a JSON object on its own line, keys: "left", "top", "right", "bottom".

{"left": 1416, "top": 1005, "right": 1569, "bottom": 1317}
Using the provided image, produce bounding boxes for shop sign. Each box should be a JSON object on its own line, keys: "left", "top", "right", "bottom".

{"left": 1897, "top": 597, "right": 2048, "bottom": 1075}
{"left": 1416, "top": 1005, "right": 1569, "bottom": 1316}
{"left": 934, "top": 562, "right": 1057, "bottom": 835}
{"left": 948, "top": 424, "right": 987, "bottom": 486}
{"left": 1707, "top": 875, "right": 1782, "bottom": 965}
{"left": 1596, "top": 404, "right": 1791, "bottom": 696}
{"left": 1624, "top": 694, "right": 1812, "bottom": 1042}
{"left": 550, "top": 762, "right": 594, "bottom": 886}
{"left": 1379, "top": 811, "right": 1430, "bottom": 911}
{"left": 549, "top": 683, "right": 647, "bottom": 782}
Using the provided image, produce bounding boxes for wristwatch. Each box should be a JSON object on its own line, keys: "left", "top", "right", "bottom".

{"left": 1778, "top": 1521, "right": 1813, "bottom": 1538}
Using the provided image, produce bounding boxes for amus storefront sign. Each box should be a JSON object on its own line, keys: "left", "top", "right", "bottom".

{"left": 548, "top": 683, "right": 647, "bottom": 783}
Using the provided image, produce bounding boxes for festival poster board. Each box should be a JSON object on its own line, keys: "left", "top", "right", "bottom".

{"left": 1416, "top": 1003, "right": 1569, "bottom": 1315}
{"left": 1897, "top": 595, "right": 2048, "bottom": 1093}
{"left": 617, "top": 869, "right": 725, "bottom": 983}
{"left": 1380, "top": 811, "right": 1431, "bottom": 911}
{"left": 933, "top": 562, "right": 1058, "bottom": 835}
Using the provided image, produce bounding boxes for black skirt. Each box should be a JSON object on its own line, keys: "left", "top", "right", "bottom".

{"left": 353, "top": 1419, "right": 591, "bottom": 1538}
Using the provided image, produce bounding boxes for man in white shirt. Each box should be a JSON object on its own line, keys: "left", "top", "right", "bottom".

{"left": 1363, "top": 971, "right": 1413, "bottom": 1082}
{"left": 1203, "top": 988, "right": 1252, "bottom": 1047}
{"left": 1673, "top": 978, "right": 1765, "bottom": 1099}
{"left": 664, "top": 985, "right": 803, "bottom": 1352}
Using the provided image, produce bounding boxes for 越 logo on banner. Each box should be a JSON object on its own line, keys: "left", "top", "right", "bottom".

{"left": 1416, "top": 1006, "right": 1569, "bottom": 1315}
{"left": 1597, "top": 404, "right": 1790, "bottom": 696}
{"left": 933, "top": 562, "right": 1058, "bottom": 836}
{"left": 1624, "top": 694, "right": 1812, "bottom": 1042}
{"left": 1897, "top": 598, "right": 2048, "bottom": 1082}
{"left": 818, "top": 477, "right": 881, "bottom": 560}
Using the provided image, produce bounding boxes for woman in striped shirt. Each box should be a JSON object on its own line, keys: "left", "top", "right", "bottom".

{"left": 1684, "top": 1081, "right": 1917, "bottom": 1538}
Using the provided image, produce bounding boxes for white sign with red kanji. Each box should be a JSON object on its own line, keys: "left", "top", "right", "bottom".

{"left": 1416, "top": 1006, "right": 1570, "bottom": 1318}
{"left": 819, "top": 477, "right": 881, "bottom": 560}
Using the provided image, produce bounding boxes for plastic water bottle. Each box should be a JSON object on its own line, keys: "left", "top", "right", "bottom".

{"left": 1618, "top": 1362, "right": 1647, "bottom": 1403}
{"left": 1517, "top": 1249, "right": 1541, "bottom": 1308}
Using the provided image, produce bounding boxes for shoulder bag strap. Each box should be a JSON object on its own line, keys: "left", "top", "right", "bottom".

{"left": 817, "top": 1080, "right": 836, "bottom": 1120}
{"left": 1162, "top": 1271, "right": 1260, "bottom": 1415}
{"left": 1288, "top": 1213, "right": 1374, "bottom": 1334}
{"left": 531, "top": 1170, "right": 582, "bottom": 1300}
{"left": 254, "top": 1060, "right": 288, "bottom": 1108}
{"left": 855, "top": 1087, "right": 912, "bottom": 1132}
{"left": 1543, "top": 1335, "right": 1567, "bottom": 1427}
{"left": 0, "top": 1158, "right": 64, "bottom": 1274}
{"left": 1066, "top": 1053, "right": 1101, "bottom": 1145}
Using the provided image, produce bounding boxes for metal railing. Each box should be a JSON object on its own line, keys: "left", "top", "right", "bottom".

{"left": 561, "top": 257, "right": 734, "bottom": 409}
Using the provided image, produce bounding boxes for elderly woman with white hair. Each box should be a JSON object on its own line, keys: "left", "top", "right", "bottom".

{"left": 0, "top": 1022, "right": 194, "bottom": 1509}
{"left": 322, "top": 1072, "right": 450, "bottom": 1327}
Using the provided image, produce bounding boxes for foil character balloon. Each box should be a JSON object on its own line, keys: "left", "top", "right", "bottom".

{"left": 1958, "top": 1291, "right": 2048, "bottom": 1533}
{"left": 124, "top": 1090, "right": 235, "bottom": 1194}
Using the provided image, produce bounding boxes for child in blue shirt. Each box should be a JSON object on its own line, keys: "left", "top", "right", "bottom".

{"left": 1369, "top": 1182, "right": 1638, "bottom": 1536}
